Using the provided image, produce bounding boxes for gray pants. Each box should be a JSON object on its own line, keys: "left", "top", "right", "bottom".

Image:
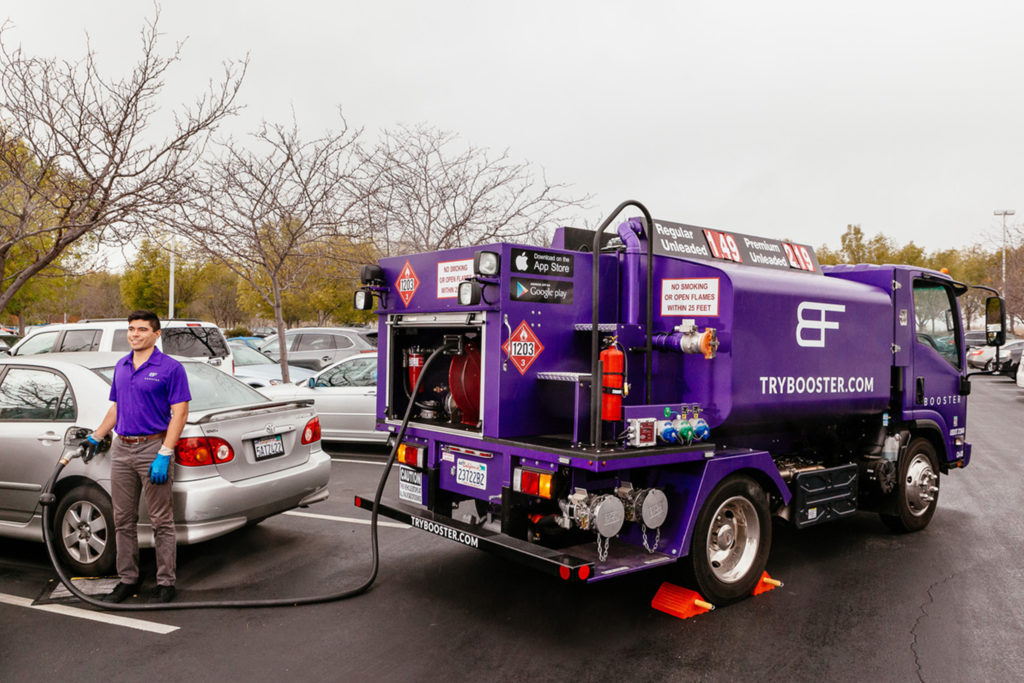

{"left": 110, "top": 438, "right": 176, "bottom": 586}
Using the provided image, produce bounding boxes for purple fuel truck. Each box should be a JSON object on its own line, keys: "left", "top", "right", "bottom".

{"left": 353, "top": 201, "right": 1006, "bottom": 605}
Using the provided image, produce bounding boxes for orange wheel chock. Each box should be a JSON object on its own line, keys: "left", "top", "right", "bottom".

{"left": 651, "top": 582, "right": 716, "bottom": 620}
{"left": 751, "top": 571, "right": 783, "bottom": 596}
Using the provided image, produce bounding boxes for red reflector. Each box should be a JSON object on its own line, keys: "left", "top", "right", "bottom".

{"left": 302, "top": 417, "right": 321, "bottom": 444}
{"left": 354, "top": 496, "right": 363, "bottom": 507}
{"left": 577, "top": 565, "right": 591, "bottom": 581}
{"left": 559, "top": 566, "right": 571, "bottom": 581}
{"left": 521, "top": 470, "right": 540, "bottom": 495}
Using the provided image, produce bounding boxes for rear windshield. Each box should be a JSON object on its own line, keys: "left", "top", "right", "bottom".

{"left": 162, "top": 327, "right": 230, "bottom": 359}
{"left": 96, "top": 361, "right": 266, "bottom": 411}
{"left": 359, "top": 331, "right": 377, "bottom": 347}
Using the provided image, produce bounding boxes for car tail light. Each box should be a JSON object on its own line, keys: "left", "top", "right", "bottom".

{"left": 397, "top": 443, "right": 424, "bottom": 468}
{"left": 513, "top": 467, "right": 554, "bottom": 499}
{"left": 968, "top": 349, "right": 983, "bottom": 356}
{"left": 176, "top": 437, "right": 234, "bottom": 466}
{"left": 302, "top": 417, "right": 321, "bottom": 444}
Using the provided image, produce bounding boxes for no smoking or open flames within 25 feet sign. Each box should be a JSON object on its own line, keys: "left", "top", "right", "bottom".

{"left": 396, "top": 261, "right": 420, "bottom": 307}
{"left": 503, "top": 321, "right": 544, "bottom": 374}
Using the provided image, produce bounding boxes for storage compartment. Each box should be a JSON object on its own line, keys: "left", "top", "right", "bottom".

{"left": 792, "top": 463, "right": 858, "bottom": 529}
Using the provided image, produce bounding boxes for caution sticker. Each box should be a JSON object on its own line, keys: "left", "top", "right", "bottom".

{"left": 502, "top": 321, "right": 544, "bottom": 374}
{"left": 661, "top": 277, "right": 720, "bottom": 316}
{"left": 396, "top": 261, "right": 420, "bottom": 307}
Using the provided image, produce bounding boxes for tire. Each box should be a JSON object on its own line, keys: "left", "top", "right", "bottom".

{"left": 880, "top": 437, "right": 940, "bottom": 533}
{"left": 984, "top": 359, "right": 995, "bottom": 372}
{"left": 686, "top": 475, "right": 772, "bottom": 605}
{"left": 53, "top": 485, "right": 116, "bottom": 576}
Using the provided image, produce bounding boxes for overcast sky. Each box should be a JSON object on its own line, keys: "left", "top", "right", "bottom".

{"left": 5, "top": 1, "right": 1024, "bottom": 255}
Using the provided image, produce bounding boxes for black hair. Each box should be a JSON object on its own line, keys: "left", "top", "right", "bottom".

{"left": 127, "top": 309, "right": 161, "bottom": 332}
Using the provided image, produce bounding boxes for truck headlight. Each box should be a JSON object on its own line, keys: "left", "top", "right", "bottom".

{"left": 353, "top": 289, "right": 374, "bottom": 311}
{"left": 458, "top": 281, "right": 481, "bottom": 306}
{"left": 474, "top": 251, "right": 500, "bottom": 277}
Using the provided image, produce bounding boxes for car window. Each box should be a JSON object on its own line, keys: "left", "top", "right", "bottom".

{"left": 96, "top": 362, "right": 265, "bottom": 411}
{"left": 913, "top": 281, "right": 961, "bottom": 369}
{"left": 320, "top": 357, "right": 377, "bottom": 387}
{"left": 15, "top": 330, "right": 58, "bottom": 355}
{"left": 162, "top": 327, "right": 230, "bottom": 358}
{"left": 359, "top": 331, "right": 378, "bottom": 347}
{"left": 0, "top": 367, "right": 75, "bottom": 420}
{"left": 296, "top": 333, "right": 336, "bottom": 352}
{"left": 111, "top": 328, "right": 131, "bottom": 352}
{"left": 231, "top": 344, "right": 274, "bottom": 366}
{"left": 334, "top": 334, "right": 353, "bottom": 349}
{"left": 59, "top": 329, "right": 101, "bottom": 352}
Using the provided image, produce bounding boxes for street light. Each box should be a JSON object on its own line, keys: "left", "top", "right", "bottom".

{"left": 995, "top": 209, "right": 1015, "bottom": 294}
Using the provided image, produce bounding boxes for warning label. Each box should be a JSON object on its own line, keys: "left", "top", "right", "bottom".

{"left": 396, "top": 261, "right": 420, "bottom": 307}
{"left": 661, "top": 278, "right": 720, "bottom": 316}
{"left": 437, "top": 258, "right": 473, "bottom": 299}
{"left": 502, "top": 321, "right": 545, "bottom": 375}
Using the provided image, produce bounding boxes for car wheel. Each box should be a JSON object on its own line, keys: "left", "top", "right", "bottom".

{"left": 54, "top": 485, "right": 116, "bottom": 576}
{"left": 880, "top": 437, "right": 940, "bottom": 533}
{"left": 984, "top": 359, "right": 994, "bottom": 372}
{"left": 685, "top": 475, "right": 771, "bottom": 605}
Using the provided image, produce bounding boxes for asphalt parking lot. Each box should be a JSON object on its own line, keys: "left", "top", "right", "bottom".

{"left": 2, "top": 377, "right": 1023, "bottom": 682}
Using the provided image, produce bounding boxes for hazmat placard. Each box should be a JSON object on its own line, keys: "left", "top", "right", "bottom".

{"left": 661, "top": 278, "right": 720, "bottom": 316}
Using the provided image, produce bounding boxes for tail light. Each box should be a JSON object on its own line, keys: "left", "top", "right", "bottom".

{"left": 176, "top": 437, "right": 234, "bottom": 466}
{"left": 397, "top": 443, "right": 424, "bottom": 468}
{"left": 302, "top": 417, "right": 321, "bottom": 444}
{"left": 513, "top": 467, "right": 554, "bottom": 499}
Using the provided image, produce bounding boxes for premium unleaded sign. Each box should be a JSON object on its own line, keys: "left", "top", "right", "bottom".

{"left": 650, "top": 219, "right": 821, "bottom": 274}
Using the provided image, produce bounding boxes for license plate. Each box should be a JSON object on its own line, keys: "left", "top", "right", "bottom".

{"left": 253, "top": 434, "right": 285, "bottom": 460}
{"left": 456, "top": 459, "right": 487, "bottom": 490}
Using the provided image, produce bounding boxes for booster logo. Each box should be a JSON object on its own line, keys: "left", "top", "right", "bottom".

{"left": 796, "top": 301, "right": 846, "bottom": 348}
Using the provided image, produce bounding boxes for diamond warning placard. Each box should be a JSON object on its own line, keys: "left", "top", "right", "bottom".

{"left": 396, "top": 260, "right": 420, "bottom": 307}
{"left": 502, "top": 321, "right": 544, "bottom": 375}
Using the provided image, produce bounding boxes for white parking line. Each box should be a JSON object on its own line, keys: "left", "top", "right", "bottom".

{"left": 0, "top": 592, "right": 178, "bottom": 634}
{"left": 284, "top": 510, "right": 409, "bottom": 529}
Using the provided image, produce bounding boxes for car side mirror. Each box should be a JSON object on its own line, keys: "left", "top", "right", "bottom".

{"left": 985, "top": 296, "right": 1007, "bottom": 346}
{"left": 308, "top": 377, "right": 316, "bottom": 388}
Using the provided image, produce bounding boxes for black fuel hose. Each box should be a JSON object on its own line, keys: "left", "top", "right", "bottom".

{"left": 39, "top": 344, "right": 451, "bottom": 611}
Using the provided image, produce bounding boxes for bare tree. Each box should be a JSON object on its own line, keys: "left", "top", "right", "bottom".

{"left": 171, "top": 116, "right": 362, "bottom": 382}
{"left": 353, "top": 124, "right": 588, "bottom": 256}
{"left": 0, "top": 9, "right": 245, "bottom": 314}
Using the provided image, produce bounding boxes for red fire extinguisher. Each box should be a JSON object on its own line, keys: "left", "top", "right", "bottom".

{"left": 407, "top": 348, "right": 425, "bottom": 392}
{"left": 600, "top": 343, "right": 624, "bottom": 421}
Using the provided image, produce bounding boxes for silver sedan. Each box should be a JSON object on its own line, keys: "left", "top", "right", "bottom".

{"left": 0, "top": 353, "right": 331, "bottom": 576}
{"left": 259, "top": 352, "right": 388, "bottom": 444}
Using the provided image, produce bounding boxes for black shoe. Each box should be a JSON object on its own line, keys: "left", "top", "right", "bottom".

{"left": 103, "top": 582, "right": 140, "bottom": 603}
{"left": 152, "top": 585, "right": 176, "bottom": 603}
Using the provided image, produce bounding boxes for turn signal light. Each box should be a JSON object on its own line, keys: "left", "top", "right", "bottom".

{"left": 302, "top": 417, "right": 321, "bottom": 444}
{"left": 513, "top": 467, "right": 554, "bottom": 499}
{"left": 176, "top": 437, "right": 234, "bottom": 466}
{"left": 397, "top": 443, "right": 424, "bottom": 468}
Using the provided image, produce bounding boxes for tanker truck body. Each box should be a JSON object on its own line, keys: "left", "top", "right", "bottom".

{"left": 353, "top": 202, "right": 1003, "bottom": 605}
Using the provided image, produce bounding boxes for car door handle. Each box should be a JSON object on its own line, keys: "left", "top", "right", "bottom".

{"left": 366, "top": 389, "right": 376, "bottom": 396}
{"left": 36, "top": 431, "right": 60, "bottom": 442}
{"left": 321, "top": 355, "right": 331, "bottom": 361}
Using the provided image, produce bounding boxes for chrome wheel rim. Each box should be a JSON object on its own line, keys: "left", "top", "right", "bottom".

{"left": 61, "top": 500, "right": 109, "bottom": 565}
{"left": 706, "top": 495, "right": 760, "bottom": 583}
{"left": 905, "top": 453, "right": 938, "bottom": 516}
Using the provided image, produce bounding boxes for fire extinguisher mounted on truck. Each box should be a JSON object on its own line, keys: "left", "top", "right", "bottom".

{"left": 353, "top": 200, "right": 1006, "bottom": 605}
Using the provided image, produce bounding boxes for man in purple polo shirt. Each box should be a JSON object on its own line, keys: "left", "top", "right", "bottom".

{"left": 86, "top": 310, "right": 191, "bottom": 603}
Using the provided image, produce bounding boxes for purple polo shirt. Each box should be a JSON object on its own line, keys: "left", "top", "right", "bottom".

{"left": 109, "top": 347, "right": 192, "bottom": 436}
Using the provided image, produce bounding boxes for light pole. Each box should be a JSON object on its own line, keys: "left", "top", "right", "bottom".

{"left": 995, "top": 209, "right": 1015, "bottom": 294}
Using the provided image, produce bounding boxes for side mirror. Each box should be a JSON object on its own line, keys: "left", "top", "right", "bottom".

{"left": 985, "top": 296, "right": 1007, "bottom": 346}
{"left": 308, "top": 377, "right": 316, "bottom": 388}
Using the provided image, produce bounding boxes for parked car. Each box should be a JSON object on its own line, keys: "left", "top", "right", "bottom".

{"left": 966, "top": 339, "right": 1024, "bottom": 371}
{"left": 227, "top": 336, "right": 265, "bottom": 350}
{"left": 0, "top": 352, "right": 330, "bottom": 576}
{"left": 229, "top": 341, "right": 316, "bottom": 388}
{"left": 259, "top": 326, "right": 377, "bottom": 371}
{"left": 6, "top": 319, "right": 235, "bottom": 375}
{"left": 994, "top": 344, "right": 1024, "bottom": 377}
{"left": 965, "top": 329, "right": 1017, "bottom": 349}
{"left": 259, "top": 352, "right": 388, "bottom": 444}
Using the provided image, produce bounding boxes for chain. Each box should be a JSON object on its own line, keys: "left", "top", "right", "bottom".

{"left": 596, "top": 533, "right": 609, "bottom": 562}
{"left": 641, "top": 524, "right": 661, "bottom": 553}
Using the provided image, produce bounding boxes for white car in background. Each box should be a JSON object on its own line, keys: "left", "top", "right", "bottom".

{"left": 259, "top": 352, "right": 388, "bottom": 444}
{"left": 230, "top": 341, "right": 315, "bottom": 388}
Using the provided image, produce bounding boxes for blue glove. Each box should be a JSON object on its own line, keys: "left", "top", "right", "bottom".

{"left": 149, "top": 447, "right": 173, "bottom": 484}
{"left": 79, "top": 433, "right": 102, "bottom": 463}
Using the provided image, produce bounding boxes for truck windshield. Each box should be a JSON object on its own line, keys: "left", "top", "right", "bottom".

{"left": 913, "top": 281, "right": 962, "bottom": 370}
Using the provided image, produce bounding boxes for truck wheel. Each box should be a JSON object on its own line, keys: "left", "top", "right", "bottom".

{"left": 53, "top": 485, "right": 116, "bottom": 576}
{"left": 880, "top": 438, "right": 940, "bottom": 533}
{"left": 686, "top": 475, "right": 771, "bottom": 605}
